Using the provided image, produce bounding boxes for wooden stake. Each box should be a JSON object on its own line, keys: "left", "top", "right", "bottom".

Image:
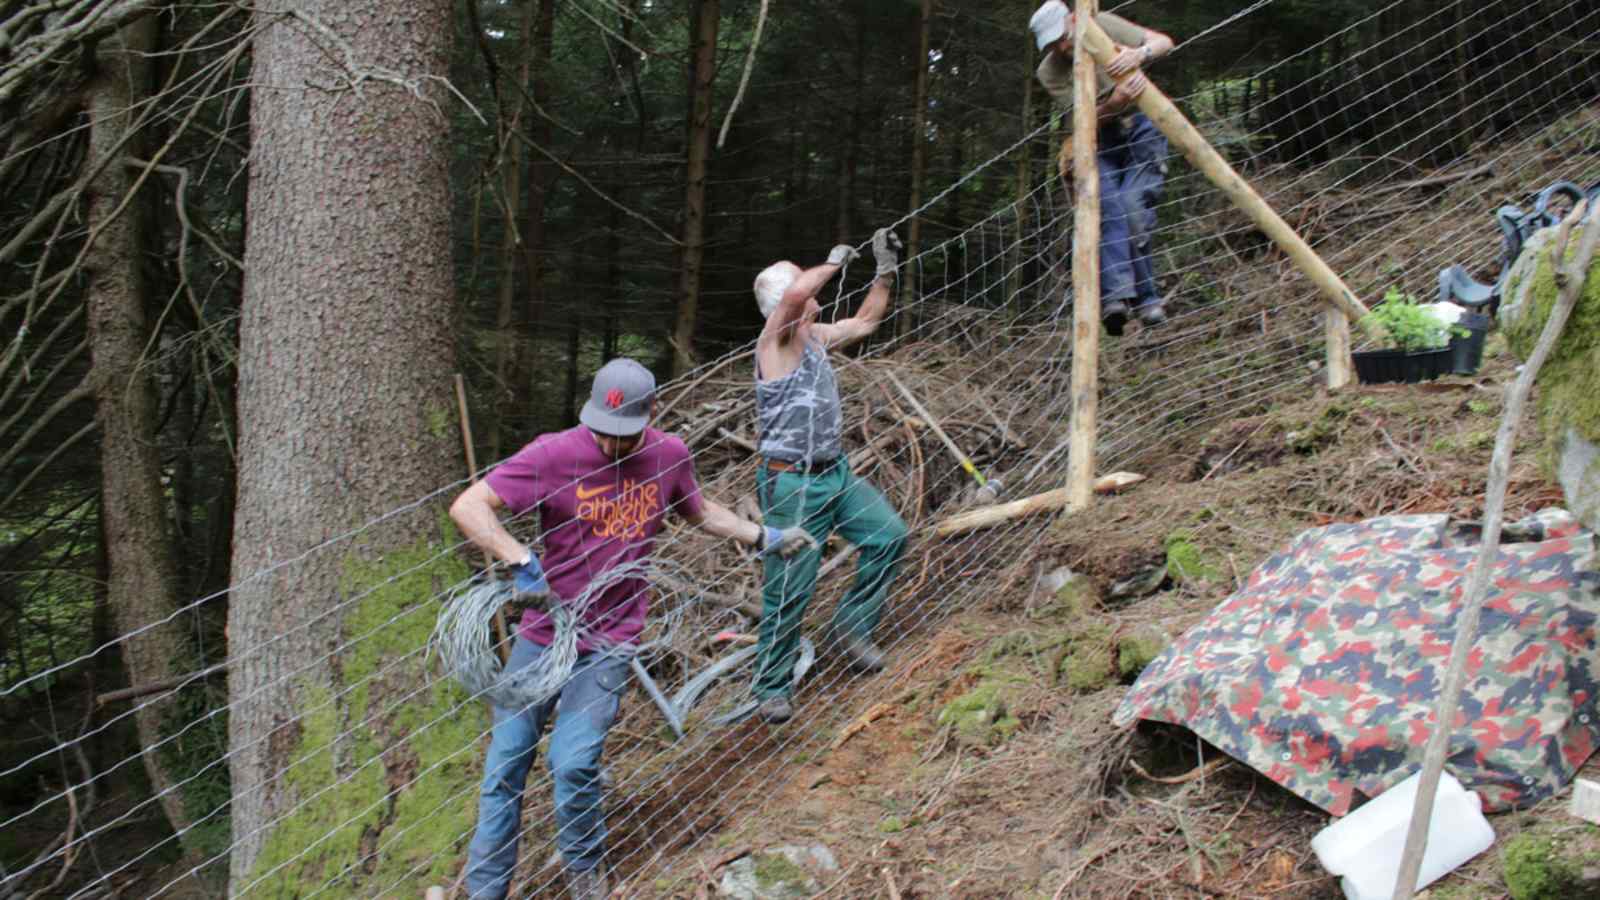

{"left": 1076, "top": 17, "right": 1367, "bottom": 389}
{"left": 1066, "top": 0, "right": 1102, "bottom": 513}
{"left": 454, "top": 374, "right": 510, "bottom": 666}
{"left": 885, "top": 370, "right": 986, "bottom": 487}
{"left": 1391, "top": 202, "right": 1598, "bottom": 900}
{"left": 931, "top": 472, "right": 1145, "bottom": 537}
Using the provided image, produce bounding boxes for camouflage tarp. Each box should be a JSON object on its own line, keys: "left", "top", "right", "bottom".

{"left": 1114, "top": 509, "right": 1600, "bottom": 815}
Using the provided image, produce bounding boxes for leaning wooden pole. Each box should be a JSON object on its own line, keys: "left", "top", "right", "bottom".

{"left": 1065, "top": 0, "right": 1102, "bottom": 513}
{"left": 1391, "top": 202, "right": 1599, "bottom": 899}
{"left": 1077, "top": 17, "right": 1369, "bottom": 389}
{"left": 454, "top": 374, "right": 510, "bottom": 666}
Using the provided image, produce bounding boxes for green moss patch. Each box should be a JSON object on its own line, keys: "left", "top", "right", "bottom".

{"left": 754, "top": 851, "right": 810, "bottom": 889}
{"left": 1503, "top": 833, "right": 1585, "bottom": 900}
{"left": 1058, "top": 623, "right": 1115, "bottom": 692}
{"left": 1164, "top": 530, "right": 1221, "bottom": 584}
{"left": 247, "top": 536, "right": 487, "bottom": 896}
{"left": 1118, "top": 629, "right": 1168, "bottom": 681}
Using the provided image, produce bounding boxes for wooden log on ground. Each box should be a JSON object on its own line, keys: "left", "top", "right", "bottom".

{"left": 930, "top": 472, "right": 1145, "bottom": 537}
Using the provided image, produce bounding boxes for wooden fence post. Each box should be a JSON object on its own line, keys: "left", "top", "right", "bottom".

{"left": 1065, "top": 0, "right": 1101, "bottom": 513}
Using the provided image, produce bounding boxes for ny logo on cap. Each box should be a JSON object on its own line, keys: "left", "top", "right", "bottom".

{"left": 606, "top": 389, "right": 625, "bottom": 410}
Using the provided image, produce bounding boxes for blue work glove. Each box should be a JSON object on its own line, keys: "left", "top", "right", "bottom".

{"left": 760, "top": 526, "right": 818, "bottom": 559}
{"left": 508, "top": 552, "right": 551, "bottom": 612}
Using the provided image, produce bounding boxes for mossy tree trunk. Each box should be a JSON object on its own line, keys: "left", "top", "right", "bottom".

{"left": 227, "top": 1, "right": 480, "bottom": 893}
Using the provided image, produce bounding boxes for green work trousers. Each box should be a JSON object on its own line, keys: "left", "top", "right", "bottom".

{"left": 753, "top": 461, "right": 908, "bottom": 699}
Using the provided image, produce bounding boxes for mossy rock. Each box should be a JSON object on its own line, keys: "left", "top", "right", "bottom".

{"left": 1117, "top": 628, "right": 1168, "bottom": 681}
{"left": 937, "top": 683, "right": 1020, "bottom": 748}
{"left": 1499, "top": 225, "right": 1600, "bottom": 530}
{"left": 754, "top": 852, "right": 812, "bottom": 893}
{"left": 1050, "top": 573, "right": 1099, "bottom": 618}
{"left": 1031, "top": 566, "right": 1099, "bottom": 620}
{"left": 1062, "top": 642, "right": 1113, "bottom": 691}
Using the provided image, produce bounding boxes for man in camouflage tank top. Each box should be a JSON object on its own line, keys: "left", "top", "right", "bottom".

{"left": 748, "top": 229, "right": 910, "bottom": 724}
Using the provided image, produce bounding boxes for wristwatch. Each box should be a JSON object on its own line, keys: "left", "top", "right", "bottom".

{"left": 1141, "top": 44, "right": 1154, "bottom": 64}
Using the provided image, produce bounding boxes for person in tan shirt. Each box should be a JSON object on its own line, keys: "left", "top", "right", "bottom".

{"left": 1030, "top": 1, "right": 1175, "bottom": 335}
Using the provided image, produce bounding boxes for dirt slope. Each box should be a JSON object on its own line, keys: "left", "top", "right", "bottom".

{"left": 622, "top": 336, "right": 1579, "bottom": 899}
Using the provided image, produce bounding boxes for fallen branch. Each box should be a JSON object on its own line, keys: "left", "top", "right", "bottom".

{"left": 830, "top": 702, "right": 894, "bottom": 751}
{"left": 1126, "top": 756, "right": 1230, "bottom": 785}
{"left": 658, "top": 350, "right": 752, "bottom": 422}
{"left": 716, "top": 427, "right": 758, "bottom": 454}
{"left": 929, "top": 472, "right": 1146, "bottom": 537}
{"left": 95, "top": 661, "right": 228, "bottom": 707}
{"left": 1368, "top": 161, "right": 1495, "bottom": 197}
{"left": 657, "top": 574, "right": 762, "bottom": 620}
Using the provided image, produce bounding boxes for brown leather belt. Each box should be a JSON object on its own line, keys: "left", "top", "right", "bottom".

{"left": 763, "top": 456, "right": 839, "bottom": 475}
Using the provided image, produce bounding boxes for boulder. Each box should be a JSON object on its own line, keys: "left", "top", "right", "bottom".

{"left": 1498, "top": 224, "right": 1600, "bottom": 531}
{"left": 719, "top": 844, "right": 838, "bottom": 899}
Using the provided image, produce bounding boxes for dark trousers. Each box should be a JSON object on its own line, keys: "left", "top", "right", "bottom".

{"left": 1098, "top": 112, "right": 1168, "bottom": 307}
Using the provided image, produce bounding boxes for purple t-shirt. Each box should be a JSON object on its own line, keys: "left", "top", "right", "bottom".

{"left": 485, "top": 426, "right": 704, "bottom": 651}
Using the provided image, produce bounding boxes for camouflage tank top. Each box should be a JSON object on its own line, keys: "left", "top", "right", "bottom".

{"left": 756, "top": 340, "right": 843, "bottom": 466}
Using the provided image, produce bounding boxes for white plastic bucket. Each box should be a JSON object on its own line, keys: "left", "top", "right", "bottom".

{"left": 1310, "top": 770, "right": 1495, "bottom": 900}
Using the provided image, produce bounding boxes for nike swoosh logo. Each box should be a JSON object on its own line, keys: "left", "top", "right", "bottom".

{"left": 575, "top": 483, "right": 609, "bottom": 500}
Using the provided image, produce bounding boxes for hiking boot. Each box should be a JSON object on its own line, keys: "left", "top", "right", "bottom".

{"left": 827, "top": 630, "right": 886, "bottom": 674}
{"left": 757, "top": 695, "right": 793, "bottom": 724}
{"left": 1137, "top": 302, "right": 1168, "bottom": 327}
{"left": 1102, "top": 299, "right": 1129, "bottom": 336}
{"left": 565, "top": 864, "right": 609, "bottom": 900}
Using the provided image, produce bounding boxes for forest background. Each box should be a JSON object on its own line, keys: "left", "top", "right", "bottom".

{"left": 2, "top": 0, "right": 1596, "bottom": 893}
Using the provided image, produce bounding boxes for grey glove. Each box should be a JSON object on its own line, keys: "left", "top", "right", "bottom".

{"left": 872, "top": 228, "right": 902, "bottom": 277}
{"left": 761, "top": 525, "right": 819, "bottom": 559}
{"left": 825, "top": 244, "right": 859, "bottom": 267}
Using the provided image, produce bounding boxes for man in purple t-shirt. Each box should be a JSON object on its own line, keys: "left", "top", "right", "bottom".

{"left": 449, "top": 358, "right": 812, "bottom": 900}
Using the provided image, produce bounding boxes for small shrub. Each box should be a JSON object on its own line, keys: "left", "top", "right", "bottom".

{"left": 1361, "top": 287, "right": 1457, "bottom": 351}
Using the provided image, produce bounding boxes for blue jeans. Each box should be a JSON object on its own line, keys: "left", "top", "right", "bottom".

{"left": 1098, "top": 112, "right": 1168, "bottom": 308}
{"left": 464, "top": 638, "right": 628, "bottom": 900}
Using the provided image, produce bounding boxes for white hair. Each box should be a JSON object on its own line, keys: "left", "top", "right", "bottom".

{"left": 753, "top": 262, "right": 799, "bottom": 318}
